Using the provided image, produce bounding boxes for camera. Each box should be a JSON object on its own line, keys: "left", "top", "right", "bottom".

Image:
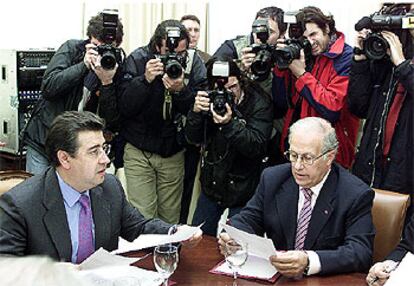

{"left": 355, "top": 6, "right": 414, "bottom": 60}
{"left": 207, "top": 61, "right": 234, "bottom": 116}
{"left": 273, "top": 11, "right": 312, "bottom": 70}
{"left": 157, "top": 27, "right": 187, "bottom": 79}
{"left": 274, "top": 38, "right": 311, "bottom": 70}
{"left": 96, "top": 9, "right": 123, "bottom": 70}
{"left": 249, "top": 19, "right": 277, "bottom": 81}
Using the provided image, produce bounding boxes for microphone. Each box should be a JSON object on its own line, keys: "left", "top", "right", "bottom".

{"left": 354, "top": 16, "right": 371, "bottom": 31}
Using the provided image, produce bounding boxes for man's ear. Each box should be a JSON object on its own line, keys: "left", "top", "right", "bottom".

{"left": 57, "top": 150, "right": 71, "bottom": 170}
{"left": 325, "top": 149, "right": 336, "bottom": 165}
{"left": 325, "top": 24, "right": 330, "bottom": 35}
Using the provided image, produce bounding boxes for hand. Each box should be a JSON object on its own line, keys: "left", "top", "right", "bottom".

{"left": 288, "top": 49, "right": 306, "bottom": 78}
{"left": 366, "top": 260, "right": 397, "bottom": 286}
{"left": 162, "top": 72, "right": 185, "bottom": 92}
{"left": 145, "top": 58, "right": 164, "bottom": 83}
{"left": 177, "top": 225, "right": 203, "bottom": 248}
{"left": 381, "top": 31, "right": 405, "bottom": 66}
{"left": 269, "top": 250, "right": 308, "bottom": 278}
{"left": 193, "top": 91, "right": 210, "bottom": 113}
{"left": 240, "top": 47, "right": 256, "bottom": 72}
{"left": 211, "top": 103, "right": 232, "bottom": 125}
{"left": 92, "top": 59, "right": 117, "bottom": 86}
{"left": 84, "top": 43, "right": 99, "bottom": 69}
{"left": 354, "top": 29, "right": 370, "bottom": 61}
{"left": 218, "top": 233, "right": 232, "bottom": 256}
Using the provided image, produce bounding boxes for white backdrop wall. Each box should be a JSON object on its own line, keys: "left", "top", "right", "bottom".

{"left": 0, "top": 0, "right": 385, "bottom": 54}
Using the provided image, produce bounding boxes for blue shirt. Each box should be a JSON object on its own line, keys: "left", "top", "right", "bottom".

{"left": 57, "top": 172, "right": 95, "bottom": 263}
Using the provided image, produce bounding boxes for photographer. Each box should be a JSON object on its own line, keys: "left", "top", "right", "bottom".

{"left": 214, "top": 6, "right": 287, "bottom": 167}
{"left": 272, "top": 6, "right": 359, "bottom": 169}
{"left": 185, "top": 56, "right": 273, "bottom": 236}
{"left": 24, "top": 11, "right": 124, "bottom": 175}
{"left": 347, "top": 3, "right": 414, "bottom": 197}
{"left": 118, "top": 20, "right": 207, "bottom": 224}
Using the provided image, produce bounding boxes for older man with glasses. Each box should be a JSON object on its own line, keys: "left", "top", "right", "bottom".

{"left": 219, "top": 117, "right": 375, "bottom": 278}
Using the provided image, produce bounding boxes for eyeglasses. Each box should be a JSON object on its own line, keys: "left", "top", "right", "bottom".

{"left": 86, "top": 144, "right": 111, "bottom": 159}
{"left": 284, "top": 148, "right": 334, "bottom": 166}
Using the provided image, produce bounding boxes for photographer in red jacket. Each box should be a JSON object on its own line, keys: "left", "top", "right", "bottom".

{"left": 272, "top": 6, "right": 359, "bottom": 169}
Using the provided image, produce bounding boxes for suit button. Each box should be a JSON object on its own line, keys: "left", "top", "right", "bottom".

{"left": 213, "top": 181, "right": 216, "bottom": 185}
{"left": 230, "top": 180, "right": 234, "bottom": 184}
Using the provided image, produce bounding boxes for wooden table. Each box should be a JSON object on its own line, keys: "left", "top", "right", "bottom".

{"left": 130, "top": 235, "right": 367, "bottom": 285}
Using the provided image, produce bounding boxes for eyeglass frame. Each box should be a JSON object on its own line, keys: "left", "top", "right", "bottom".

{"left": 284, "top": 147, "right": 336, "bottom": 166}
{"left": 85, "top": 143, "right": 111, "bottom": 159}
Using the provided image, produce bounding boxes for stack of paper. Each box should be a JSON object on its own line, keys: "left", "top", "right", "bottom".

{"left": 210, "top": 224, "right": 279, "bottom": 281}
{"left": 78, "top": 248, "right": 162, "bottom": 286}
{"left": 113, "top": 225, "right": 201, "bottom": 254}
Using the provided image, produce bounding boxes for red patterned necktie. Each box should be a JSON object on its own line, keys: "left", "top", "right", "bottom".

{"left": 76, "top": 194, "right": 94, "bottom": 263}
{"left": 294, "top": 188, "right": 313, "bottom": 250}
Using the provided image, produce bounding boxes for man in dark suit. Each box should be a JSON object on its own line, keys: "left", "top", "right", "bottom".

{"left": 0, "top": 111, "right": 202, "bottom": 263}
{"left": 219, "top": 117, "right": 374, "bottom": 277}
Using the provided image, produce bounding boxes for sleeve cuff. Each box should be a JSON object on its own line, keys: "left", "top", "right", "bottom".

{"left": 306, "top": 250, "right": 322, "bottom": 275}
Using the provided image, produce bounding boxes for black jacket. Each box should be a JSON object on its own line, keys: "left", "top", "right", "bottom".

{"left": 347, "top": 58, "right": 414, "bottom": 195}
{"left": 118, "top": 45, "right": 207, "bottom": 157}
{"left": 24, "top": 39, "right": 120, "bottom": 156}
{"left": 185, "top": 83, "right": 273, "bottom": 208}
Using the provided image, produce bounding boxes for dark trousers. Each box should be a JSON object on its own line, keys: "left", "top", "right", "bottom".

{"left": 192, "top": 191, "right": 242, "bottom": 236}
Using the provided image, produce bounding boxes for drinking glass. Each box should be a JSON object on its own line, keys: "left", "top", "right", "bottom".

{"left": 153, "top": 244, "right": 179, "bottom": 286}
{"left": 224, "top": 240, "right": 248, "bottom": 282}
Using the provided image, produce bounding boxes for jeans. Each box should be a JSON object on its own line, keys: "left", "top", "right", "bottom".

{"left": 192, "top": 191, "right": 242, "bottom": 236}
{"left": 26, "top": 146, "right": 49, "bottom": 175}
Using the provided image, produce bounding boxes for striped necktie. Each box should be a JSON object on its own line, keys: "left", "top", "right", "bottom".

{"left": 294, "top": 188, "right": 313, "bottom": 250}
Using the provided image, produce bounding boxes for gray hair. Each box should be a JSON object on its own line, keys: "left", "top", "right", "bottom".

{"left": 288, "top": 117, "right": 339, "bottom": 155}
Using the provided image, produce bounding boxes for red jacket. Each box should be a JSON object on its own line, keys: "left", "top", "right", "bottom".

{"left": 272, "top": 32, "right": 359, "bottom": 168}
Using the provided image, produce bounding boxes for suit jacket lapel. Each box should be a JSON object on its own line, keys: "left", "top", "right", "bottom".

{"left": 90, "top": 185, "right": 111, "bottom": 250}
{"left": 305, "top": 167, "right": 338, "bottom": 249}
{"left": 42, "top": 169, "right": 72, "bottom": 261}
{"left": 276, "top": 176, "right": 299, "bottom": 250}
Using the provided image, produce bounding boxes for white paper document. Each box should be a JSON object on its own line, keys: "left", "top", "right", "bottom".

{"left": 77, "top": 248, "right": 162, "bottom": 286}
{"left": 80, "top": 265, "right": 162, "bottom": 286}
{"left": 80, "top": 248, "right": 141, "bottom": 270}
{"left": 113, "top": 224, "right": 201, "bottom": 254}
{"left": 221, "top": 223, "right": 277, "bottom": 259}
{"left": 215, "top": 254, "right": 278, "bottom": 280}
{"left": 385, "top": 252, "right": 414, "bottom": 286}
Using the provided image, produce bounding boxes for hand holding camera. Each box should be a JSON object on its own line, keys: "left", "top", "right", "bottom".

{"left": 162, "top": 71, "right": 185, "bottom": 92}
{"left": 211, "top": 102, "right": 232, "bottom": 125}
{"left": 145, "top": 58, "right": 164, "bottom": 83}
{"left": 240, "top": 47, "right": 256, "bottom": 72}
{"left": 84, "top": 43, "right": 99, "bottom": 69}
{"left": 193, "top": 91, "right": 210, "bottom": 113}
{"left": 288, "top": 49, "right": 306, "bottom": 78}
{"left": 381, "top": 31, "right": 405, "bottom": 66}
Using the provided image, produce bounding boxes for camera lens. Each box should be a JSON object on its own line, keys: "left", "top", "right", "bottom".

{"left": 364, "top": 33, "right": 389, "bottom": 61}
{"left": 251, "top": 50, "right": 272, "bottom": 81}
{"left": 100, "top": 52, "right": 117, "bottom": 70}
{"left": 165, "top": 59, "right": 183, "bottom": 79}
{"left": 212, "top": 92, "right": 227, "bottom": 116}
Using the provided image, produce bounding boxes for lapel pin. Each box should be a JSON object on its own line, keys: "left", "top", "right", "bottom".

{"left": 324, "top": 210, "right": 329, "bottom": 215}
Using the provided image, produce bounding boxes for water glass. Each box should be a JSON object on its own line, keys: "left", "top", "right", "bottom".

{"left": 153, "top": 244, "right": 179, "bottom": 286}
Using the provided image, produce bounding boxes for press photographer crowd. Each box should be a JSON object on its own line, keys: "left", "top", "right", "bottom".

{"left": 0, "top": 2, "right": 413, "bottom": 286}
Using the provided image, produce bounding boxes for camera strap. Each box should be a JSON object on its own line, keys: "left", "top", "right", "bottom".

{"left": 163, "top": 90, "right": 173, "bottom": 121}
